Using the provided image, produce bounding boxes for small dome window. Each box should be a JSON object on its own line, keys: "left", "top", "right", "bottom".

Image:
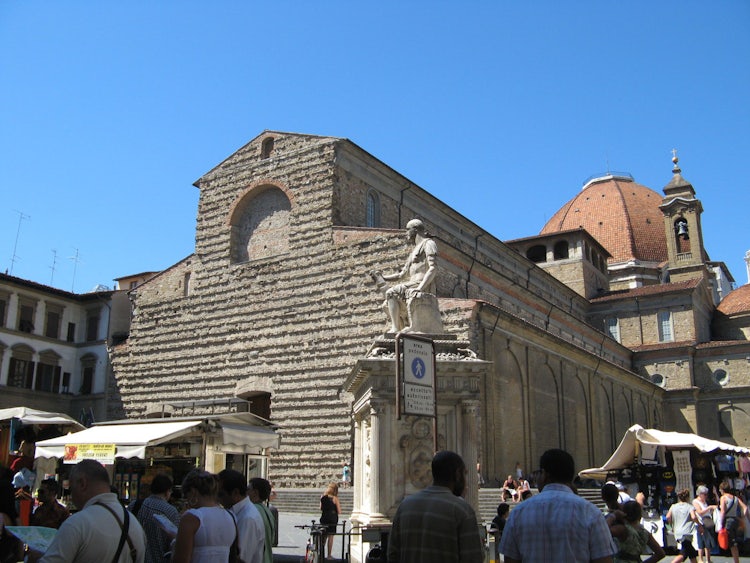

{"left": 651, "top": 373, "right": 665, "bottom": 388}
{"left": 526, "top": 244, "right": 547, "bottom": 263}
{"left": 553, "top": 240, "right": 569, "bottom": 260}
{"left": 713, "top": 369, "right": 729, "bottom": 386}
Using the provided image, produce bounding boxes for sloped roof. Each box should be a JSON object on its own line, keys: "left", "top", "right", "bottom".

{"left": 541, "top": 175, "right": 667, "bottom": 264}
{"left": 717, "top": 284, "right": 750, "bottom": 315}
{"left": 591, "top": 278, "right": 702, "bottom": 303}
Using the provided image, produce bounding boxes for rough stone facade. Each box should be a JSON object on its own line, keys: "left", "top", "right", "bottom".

{"left": 109, "top": 131, "right": 750, "bottom": 487}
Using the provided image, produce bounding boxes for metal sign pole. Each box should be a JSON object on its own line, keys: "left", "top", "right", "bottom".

{"left": 396, "top": 335, "right": 403, "bottom": 421}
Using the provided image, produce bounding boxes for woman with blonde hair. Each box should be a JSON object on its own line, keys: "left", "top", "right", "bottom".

{"left": 320, "top": 482, "right": 341, "bottom": 559}
{"left": 173, "top": 470, "right": 237, "bottom": 563}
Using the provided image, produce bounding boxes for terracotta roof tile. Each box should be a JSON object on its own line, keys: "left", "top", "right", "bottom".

{"left": 540, "top": 177, "right": 667, "bottom": 264}
{"left": 590, "top": 278, "right": 701, "bottom": 303}
{"left": 630, "top": 340, "right": 695, "bottom": 352}
{"left": 717, "top": 284, "right": 750, "bottom": 315}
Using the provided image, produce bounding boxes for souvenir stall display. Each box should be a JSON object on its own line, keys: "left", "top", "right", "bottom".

{"left": 33, "top": 412, "right": 280, "bottom": 508}
{"left": 0, "top": 407, "right": 85, "bottom": 524}
{"left": 580, "top": 424, "right": 750, "bottom": 550}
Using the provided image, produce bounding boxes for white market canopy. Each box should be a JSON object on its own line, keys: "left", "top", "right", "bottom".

{"left": 579, "top": 424, "right": 750, "bottom": 479}
{"left": 0, "top": 407, "right": 85, "bottom": 430}
{"left": 35, "top": 413, "right": 280, "bottom": 460}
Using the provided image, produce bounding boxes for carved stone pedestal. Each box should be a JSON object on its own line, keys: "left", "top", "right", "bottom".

{"left": 342, "top": 335, "right": 490, "bottom": 562}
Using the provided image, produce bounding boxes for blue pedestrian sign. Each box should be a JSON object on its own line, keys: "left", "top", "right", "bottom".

{"left": 398, "top": 335, "right": 435, "bottom": 417}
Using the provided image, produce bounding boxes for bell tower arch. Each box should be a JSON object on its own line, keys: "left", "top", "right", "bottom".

{"left": 659, "top": 152, "right": 710, "bottom": 284}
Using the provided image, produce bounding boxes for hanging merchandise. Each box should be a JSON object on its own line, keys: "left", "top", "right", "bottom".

{"left": 715, "top": 454, "right": 736, "bottom": 473}
{"left": 672, "top": 450, "right": 692, "bottom": 494}
{"left": 640, "top": 443, "right": 659, "bottom": 465}
{"left": 739, "top": 454, "right": 750, "bottom": 474}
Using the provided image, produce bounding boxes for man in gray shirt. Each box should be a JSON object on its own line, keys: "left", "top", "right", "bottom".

{"left": 388, "top": 451, "right": 483, "bottom": 563}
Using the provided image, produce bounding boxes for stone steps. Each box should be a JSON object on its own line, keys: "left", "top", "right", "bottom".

{"left": 272, "top": 487, "right": 355, "bottom": 517}
{"left": 271, "top": 487, "right": 603, "bottom": 524}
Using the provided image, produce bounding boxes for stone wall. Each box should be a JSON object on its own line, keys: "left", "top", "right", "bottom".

{"left": 110, "top": 131, "right": 737, "bottom": 485}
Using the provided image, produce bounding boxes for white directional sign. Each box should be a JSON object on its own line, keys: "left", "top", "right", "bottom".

{"left": 399, "top": 335, "right": 436, "bottom": 417}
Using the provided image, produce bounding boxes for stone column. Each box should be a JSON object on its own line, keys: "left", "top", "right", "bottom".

{"left": 368, "top": 400, "right": 387, "bottom": 519}
{"left": 460, "top": 399, "right": 481, "bottom": 514}
{"left": 352, "top": 413, "right": 363, "bottom": 517}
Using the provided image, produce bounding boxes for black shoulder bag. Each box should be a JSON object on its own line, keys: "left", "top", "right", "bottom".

{"left": 95, "top": 502, "right": 137, "bottom": 563}
{"left": 226, "top": 508, "right": 245, "bottom": 563}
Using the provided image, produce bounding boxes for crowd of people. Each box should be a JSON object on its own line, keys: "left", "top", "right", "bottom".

{"left": 0, "top": 457, "right": 276, "bottom": 563}
{"left": 4, "top": 443, "right": 750, "bottom": 563}
{"left": 599, "top": 478, "right": 750, "bottom": 563}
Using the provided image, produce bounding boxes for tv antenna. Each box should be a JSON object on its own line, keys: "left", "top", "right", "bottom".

{"left": 9, "top": 210, "right": 30, "bottom": 275}
{"left": 49, "top": 249, "right": 58, "bottom": 285}
{"left": 69, "top": 248, "right": 82, "bottom": 292}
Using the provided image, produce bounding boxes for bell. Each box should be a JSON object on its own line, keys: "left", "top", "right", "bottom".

{"left": 676, "top": 221, "right": 689, "bottom": 240}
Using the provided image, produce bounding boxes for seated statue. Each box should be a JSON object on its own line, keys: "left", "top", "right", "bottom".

{"left": 372, "top": 219, "right": 444, "bottom": 334}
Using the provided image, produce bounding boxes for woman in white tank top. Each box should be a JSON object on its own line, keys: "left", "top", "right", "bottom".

{"left": 172, "top": 470, "right": 236, "bottom": 563}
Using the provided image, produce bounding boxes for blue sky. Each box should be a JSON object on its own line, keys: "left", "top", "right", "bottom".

{"left": 1, "top": 1, "right": 748, "bottom": 293}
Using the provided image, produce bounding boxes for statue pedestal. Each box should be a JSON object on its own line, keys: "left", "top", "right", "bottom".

{"left": 342, "top": 335, "right": 491, "bottom": 562}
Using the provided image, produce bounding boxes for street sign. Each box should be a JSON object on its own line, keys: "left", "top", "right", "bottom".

{"left": 398, "top": 334, "right": 436, "bottom": 418}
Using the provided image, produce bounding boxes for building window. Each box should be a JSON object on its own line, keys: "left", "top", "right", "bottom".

{"left": 35, "top": 350, "right": 62, "bottom": 393}
{"left": 526, "top": 245, "right": 547, "bottom": 263}
{"left": 718, "top": 409, "right": 733, "bottom": 437}
{"left": 0, "top": 292, "right": 8, "bottom": 328}
{"left": 86, "top": 310, "right": 100, "bottom": 342}
{"left": 8, "top": 345, "right": 35, "bottom": 389}
{"left": 651, "top": 373, "right": 665, "bottom": 387}
{"left": 183, "top": 272, "right": 191, "bottom": 297}
{"left": 604, "top": 317, "right": 620, "bottom": 342}
{"left": 657, "top": 311, "right": 673, "bottom": 342}
{"left": 713, "top": 369, "right": 729, "bottom": 386}
{"left": 553, "top": 240, "right": 569, "bottom": 260}
{"left": 17, "top": 298, "right": 36, "bottom": 333}
{"left": 44, "top": 305, "right": 63, "bottom": 339}
{"left": 366, "top": 190, "right": 381, "bottom": 228}
{"left": 66, "top": 322, "right": 76, "bottom": 342}
{"left": 80, "top": 354, "right": 97, "bottom": 394}
{"left": 35, "top": 363, "right": 61, "bottom": 393}
{"left": 260, "top": 137, "right": 274, "bottom": 159}
{"left": 80, "top": 367, "right": 94, "bottom": 394}
{"left": 62, "top": 372, "right": 71, "bottom": 393}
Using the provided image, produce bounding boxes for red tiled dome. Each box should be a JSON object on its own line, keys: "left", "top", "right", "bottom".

{"left": 717, "top": 284, "right": 750, "bottom": 315}
{"left": 540, "top": 175, "right": 668, "bottom": 264}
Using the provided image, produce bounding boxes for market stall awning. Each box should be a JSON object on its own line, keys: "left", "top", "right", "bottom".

{"left": 0, "top": 407, "right": 85, "bottom": 430}
{"left": 35, "top": 420, "right": 203, "bottom": 459}
{"left": 221, "top": 421, "right": 280, "bottom": 451}
{"left": 579, "top": 424, "right": 750, "bottom": 479}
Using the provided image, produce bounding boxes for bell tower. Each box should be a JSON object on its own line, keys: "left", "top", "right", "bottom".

{"left": 659, "top": 151, "right": 710, "bottom": 283}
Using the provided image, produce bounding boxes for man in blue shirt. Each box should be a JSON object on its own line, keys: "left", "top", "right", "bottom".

{"left": 132, "top": 473, "right": 180, "bottom": 563}
{"left": 500, "top": 449, "right": 616, "bottom": 563}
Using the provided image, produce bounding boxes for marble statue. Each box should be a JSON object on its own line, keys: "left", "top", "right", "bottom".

{"left": 372, "top": 219, "right": 444, "bottom": 334}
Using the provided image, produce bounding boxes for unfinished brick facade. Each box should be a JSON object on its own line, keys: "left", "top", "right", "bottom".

{"left": 109, "top": 131, "right": 750, "bottom": 486}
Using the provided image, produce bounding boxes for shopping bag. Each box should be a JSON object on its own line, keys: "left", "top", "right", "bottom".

{"left": 712, "top": 507, "right": 723, "bottom": 530}
{"left": 718, "top": 528, "right": 729, "bottom": 550}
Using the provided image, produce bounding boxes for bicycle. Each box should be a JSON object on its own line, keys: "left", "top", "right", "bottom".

{"left": 295, "top": 519, "right": 351, "bottom": 563}
{"left": 295, "top": 521, "right": 327, "bottom": 563}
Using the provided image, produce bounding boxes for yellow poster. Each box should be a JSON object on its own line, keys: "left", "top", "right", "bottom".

{"left": 63, "top": 443, "right": 116, "bottom": 464}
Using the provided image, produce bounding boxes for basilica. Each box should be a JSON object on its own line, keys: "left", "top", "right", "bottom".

{"left": 9, "top": 130, "right": 746, "bottom": 488}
